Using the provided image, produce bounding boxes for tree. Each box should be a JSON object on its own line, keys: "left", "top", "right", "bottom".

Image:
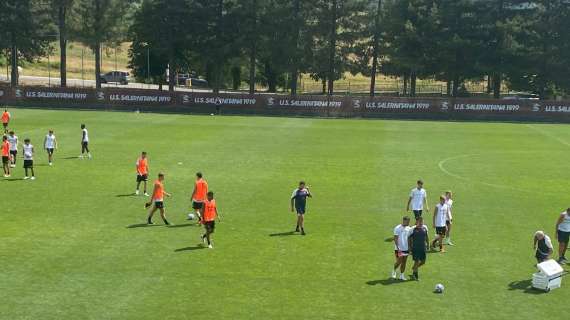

{"left": 0, "top": 0, "right": 53, "bottom": 87}
{"left": 52, "top": 0, "right": 75, "bottom": 87}
{"left": 73, "top": 0, "right": 133, "bottom": 89}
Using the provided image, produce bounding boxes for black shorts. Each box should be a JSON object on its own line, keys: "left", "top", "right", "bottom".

{"left": 412, "top": 250, "right": 427, "bottom": 262}
{"left": 2, "top": 156, "right": 8, "bottom": 164}
{"left": 82, "top": 141, "right": 89, "bottom": 147}
{"left": 558, "top": 230, "right": 570, "bottom": 243}
{"left": 413, "top": 210, "right": 423, "bottom": 219}
{"left": 205, "top": 221, "right": 215, "bottom": 233}
{"left": 536, "top": 251, "right": 549, "bottom": 263}
{"left": 296, "top": 206, "right": 306, "bottom": 215}
{"left": 192, "top": 201, "right": 204, "bottom": 210}
{"left": 46, "top": 148, "right": 54, "bottom": 155}
{"left": 10, "top": 150, "right": 17, "bottom": 156}
{"left": 136, "top": 174, "right": 148, "bottom": 182}
{"left": 436, "top": 226, "right": 447, "bottom": 235}
{"left": 2, "top": 123, "right": 7, "bottom": 128}
{"left": 446, "top": 220, "right": 452, "bottom": 227}
{"left": 23, "top": 160, "right": 33, "bottom": 168}
{"left": 154, "top": 201, "right": 164, "bottom": 209}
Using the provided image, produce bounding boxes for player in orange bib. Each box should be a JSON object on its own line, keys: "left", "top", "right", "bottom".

{"left": 190, "top": 172, "right": 208, "bottom": 222}
{"left": 200, "top": 191, "right": 222, "bottom": 248}
{"left": 145, "top": 173, "right": 171, "bottom": 225}
{"left": 135, "top": 152, "right": 149, "bottom": 196}
{"left": 1, "top": 135, "right": 11, "bottom": 177}
{"left": 2, "top": 109, "right": 10, "bottom": 133}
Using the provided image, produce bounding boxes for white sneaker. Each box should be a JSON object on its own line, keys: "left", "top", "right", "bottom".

{"left": 30, "top": 176, "right": 35, "bottom": 180}
{"left": 144, "top": 193, "right": 149, "bottom": 197}
{"left": 399, "top": 274, "right": 407, "bottom": 281}
{"left": 23, "top": 176, "right": 29, "bottom": 180}
{"left": 88, "top": 154, "right": 92, "bottom": 159}
{"left": 135, "top": 190, "right": 140, "bottom": 195}
{"left": 49, "top": 162, "right": 53, "bottom": 166}
{"left": 10, "top": 164, "right": 15, "bottom": 168}
{"left": 3, "top": 174, "right": 8, "bottom": 178}
{"left": 208, "top": 244, "right": 213, "bottom": 249}
{"left": 391, "top": 270, "right": 397, "bottom": 279}
{"left": 79, "top": 155, "right": 83, "bottom": 159}
{"left": 202, "top": 236, "right": 207, "bottom": 245}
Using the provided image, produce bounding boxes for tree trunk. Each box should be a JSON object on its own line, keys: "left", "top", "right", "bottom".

{"left": 452, "top": 75, "right": 460, "bottom": 97}
{"left": 232, "top": 66, "right": 241, "bottom": 90}
{"left": 486, "top": 75, "right": 492, "bottom": 94}
{"left": 213, "top": 0, "right": 224, "bottom": 93}
{"left": 10, "top": 43, "right": 18, "bottom": 87}
{"left": 492, "top": 73, "right": 501, "bottom": 99}
{"left": 327, "top": 0, "right": 337, "bottom": 96}
{"left": 290, "top": 0, "right": 301, "bottom": 96}
{"left": 369, "top": 0, "right": 382, "bottom": 97}
{"left": 95, "top": 43, "right": 102, "bottom": 89}
{"left": 58, "top": 4, "right": 67, "bottom": 87}
{"left": 248, "top": 0, "right": 257, "bottom": 94}
{"left": 265, "top": 62, "right": 277, "bottom": 93}
{"left": 168, "top": 61, "right": 175, "bottom": 92}
{"left": 322, "top": 77, "right": 327, "bottom": 95}
{"left": 403, "top": 75, "right": 408, "bottom": 96}
{"left": 410, "top": 71, "right": 417, "bottom": 97}
{"left": 446, "top": 81, "right": 452, "bottom": 96}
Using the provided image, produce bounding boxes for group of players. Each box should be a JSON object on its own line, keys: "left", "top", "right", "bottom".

{"left": 532, "top": 209, "right": 570, "bottom": 265}
{"left": 392, "top": 180, "right": 454, "bottom": 281}
{"left": 1, "top": 108, "right": 60, "bottom": 179}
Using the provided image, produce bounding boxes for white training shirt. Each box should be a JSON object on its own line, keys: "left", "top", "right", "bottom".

{"left": 558, "top": 212, "right": 570, "bottom": 232}
{"left": 45, "top": 134, "right": 56, "bottom": 149}
{"left": 393, "top": 224, "right": 412, "bottom": 251}
{"left": 410, "top": 187, "right": 427, "bottom": 211}
{"left": 23, "top": 144, "right": 33, "bottom": 160}
{"left": 434, "top": 203, "right": 448, "bottom": 227}
{"left": 82, "top": 128, "right": 89, "bottom": 142}
{"left": 7, "top": 135, "right": 18, "bottom": 151}
{"left": 445, "top": 198, "right": 453, "bottom": 221}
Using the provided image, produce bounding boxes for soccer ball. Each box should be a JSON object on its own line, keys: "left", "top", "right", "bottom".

{"left": 434, "top": 283, "right": 445, "bottom": 293}
{"left": 188, "top": 213, "right": 195, "bottom": 220}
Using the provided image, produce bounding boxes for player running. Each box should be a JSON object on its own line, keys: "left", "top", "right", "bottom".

{"left": 555, "top": 208, "right": 570, "bottom": 264}
{"left": 145, "top": 173, "right": 171, "bottom": 225}
{"left": 407, "top": 180, "right": 428, "bottom": 219}
{"left": 534, "top": 231, "right": 553, "bottom": 263}
{"left": 43, "top": 130, "right": 57, "bottom": 166}
{"left": 2, "top": 135, "right": 10, "bottom": 177}
{"left": 291, "top": 181, "right": 312, "bottom": 235}
{"left": 431, "top": 195, "right": 449, "bottom": 253}
{"left": 392, "top": 216, "right": 412, "bottom": 281}
{"left": 135, "top": 152, "right": 149, "bottom": 196}
{"left": 2, "top": 109, "right": 10, "bottom": 133}
{"left": 22, "top": 138, "right": 35, "bottom": 180}
{"left": 189, "top": 172, "right": 208, "bottom": 222}
{"left": 444, "top": 191, "right": 454, "bottom": 245}
{"left": 7, "top": 130, "right": 18, "bottom": 168}
{"left": 80, "top": 124, "right": 91, "bottom": 159}
{"left": 200, "top": 191, "right": 222, "bottom": 249}
{"left": 409, "top": 217, "right": 429, "bottom": 280}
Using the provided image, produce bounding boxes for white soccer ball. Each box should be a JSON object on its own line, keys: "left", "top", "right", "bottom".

{"left": 188, "top": 213, "right": 195, "bottom": 220}
{"left": 434, "top": 283, "right": 445, "bottom": 293}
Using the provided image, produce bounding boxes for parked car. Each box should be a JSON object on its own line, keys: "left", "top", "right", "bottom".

{"left": 100, "top": 71, "right": 130, "bottom": 85}
{"left": 188, "top": 78, "right": 209, "bottom": 88}
{"left": 176, "top": 73, "right": 191, "bottom": 85}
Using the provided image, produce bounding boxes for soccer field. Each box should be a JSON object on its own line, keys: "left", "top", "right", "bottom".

{"left": 1, "top": 108, "right": 569, "bottom": 320}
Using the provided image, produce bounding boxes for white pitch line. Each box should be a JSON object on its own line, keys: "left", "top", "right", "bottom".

{"left": 526, "top": 124, "right": 570, "bottom": 149}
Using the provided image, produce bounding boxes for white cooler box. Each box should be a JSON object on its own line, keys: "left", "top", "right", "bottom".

{"left": 532, "top": 259, "right": 565, "bottom": 292}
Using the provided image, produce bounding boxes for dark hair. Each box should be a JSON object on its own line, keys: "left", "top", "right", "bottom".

{"left": 196, "top": 172, "right": 203, "bottom": 178}
{"left": 207, "top": 191, "right": 214, "bottom": 197}
{"left": 8, "top": 131, "right": 14, "bottom": 134}
{"left": 141, "top": 151, "right": 147, "bottom": 155}
{"left": 417, "top": 180, "right": 423, "bottom": 185}
{"left": 299, "top": 181, "right": 305, "bottom": 185}
{"left": 24, "top": 138, "right": 30, "bottom": 143}
{"left": 81, "top": 124, "right": 86, "bottom": 128}
{"left": 2, "top": 135, "right": 6, "bottom": 140}
{"left": 403, "top": 216, "right": 410, "bottom": 221}
{"left": 158, "top": 172, "right": 165, "bottom": 177}
{"left": 416, "top": 217, "right": 423, "bottom": 222}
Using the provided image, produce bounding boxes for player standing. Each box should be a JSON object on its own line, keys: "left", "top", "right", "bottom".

{"left": 392, "top": 216, "right": 412, "bottom": 281}
{"left": 2, "top": 109, "right": 10, "bottom": 133}
{"left": 534, "top": 231, "right": 553, "bottom": 263}
{"left": 555, "top": 208, "right": 570, "bottom": 264}
{"left": 409, "top": 217, "right": 429, "bottom": 280}
{"left": 22, "top": 138, "right": 35, "bottom": 180}
{"left": 190, "top": 172, "right": 208, "bottom": 221}
{"left": 200, "top": 191, "right": 221, "bottom": 249}
{"left": 7, "top": 130, "right": 18, "bottom": 168}
{"left": 2, "top": 135, "right": 10, "bottom": 177}
{"left": 444, "top": 191, "right": 454, "bottom": 246}
{"left": 290, "top": 181, "right": 312, "bottom": 235}
{"left": 431, "top": 196, "right": 449, "bottom": 253}
{"left": 135, "top": 152, "right": 149, "bottom": 196}
{"left": 80, "top": 124, "right": 91, "bottom": 159}
{"left": 43, "top": 130, "right": 58, "bottom": 166}
{"left": 407, "top": 180, "right": 428, "bottom": 219}
{"left": 145, "top": 173, "right": 171, "bottom": 225}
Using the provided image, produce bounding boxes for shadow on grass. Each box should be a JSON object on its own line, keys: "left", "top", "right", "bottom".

{"left": 384, "top": 237, "right": 394, "bottom": 242}
{"left": 167, "top": 223, "right": 195, "bottom": 228}
{"left": 269, "top": 231, "right": 297, "bottom": 237}
{"left": 1, "top": 178, "right": 22, "bottom": 182}
{"left": 126, "top": 223, "right": 161, "bottom": 229}
{"left": 116, "top": 193, "right": 136, "bottom": 197}
{"left": 507, "top": 279, "right": 546, "bottom": 295}
{"left": 175, "top": 246, "right": 206, "bottom": 252}
{"left": 366, "top": 279, "right": 406, "bottom": 286}
{"left": 61, "top": 156, "right": 79, "bottom": 160}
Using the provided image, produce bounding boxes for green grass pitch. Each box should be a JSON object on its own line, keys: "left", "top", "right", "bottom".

{"left": 1, "top": 108, "right": 569, "bottom": 319}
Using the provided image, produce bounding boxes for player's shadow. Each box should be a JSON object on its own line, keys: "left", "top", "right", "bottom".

{"left": 507, "top": 279, "right": 545, "bottom": 295}
{"left": 269, "top": 231, "right": 297, "bottom": 237}
{"left": 366, "top": 279, "right": 406, "bottom": 286}
{"left": 126, "top": 223, "right": 160, "bottom": 229}
{"left": 116, "top": 193, "right": 136, "bottom": 197}
{"left": 175, "top": 246, "right": 206, "bottom": 252}
{"left": 1, "top": 178, "right": 22, "bottom": 182}
{"left": 167, "top": 223, "right": 194, "bottom": 228}
{"left": 384, "top": 237, "right": 394, "bottom": 242}
{"left": 62, "top": 156, "right": 79, "bottom": 160}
